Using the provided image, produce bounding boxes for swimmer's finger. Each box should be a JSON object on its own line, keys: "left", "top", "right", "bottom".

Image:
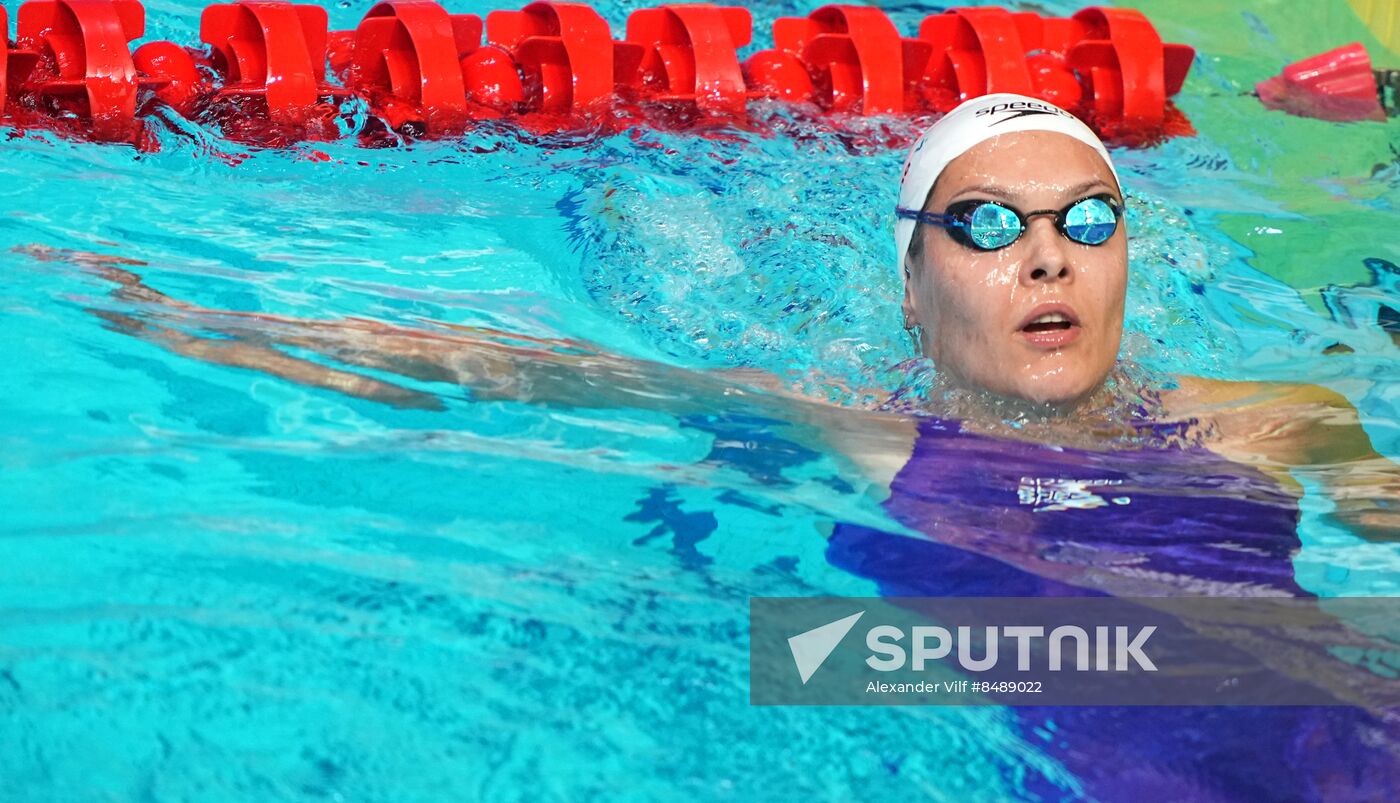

{"left": 24, "top": 246, "right": 185, "bottom": 308}
{"left": 17, "top": 243, "right": 162, "bottom": 300}
{"left": 15, "top": 244, "right": 149, "bottom": 268}
{"left": 39, "top": 249, "right": 203, "bottom": 314}
{"left": 26, "top": 244, "right": 615, "bottom": 365}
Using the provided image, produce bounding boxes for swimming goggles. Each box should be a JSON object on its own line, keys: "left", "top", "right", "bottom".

{"left": 896, "top": 194, "right": 1123, "bottom": 251}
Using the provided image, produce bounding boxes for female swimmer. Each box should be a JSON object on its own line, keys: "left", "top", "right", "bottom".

{"left": 822, "top": 93, "right": 1400, "bottom": 801}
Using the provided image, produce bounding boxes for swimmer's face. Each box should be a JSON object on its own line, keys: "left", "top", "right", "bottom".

{"left": 903, "top": 131, "right": 1127, "bottom": 406}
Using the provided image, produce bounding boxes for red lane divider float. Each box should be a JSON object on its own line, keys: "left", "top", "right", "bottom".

{"left": 1066, "top": 7, "right": 1193, "bottom": 137}
{"left": 918, "top": 6, "right": 1083, "bottom": 112}
{"left": 625, "top": 4, "right": 751, "bottom": 116}
{"left": 745, "top": 5, "right": 930, "bottom": 115}
{"left": 10, "top": 0, "right": 159, "bottom": 140}
{"left": 0, "top": 0, "right": 1198, "bottom": 149}
{"left": 1, "top": 5, "right": 18, "bottom": 116}
{"left": 190, "top": 1, "right": 355, "bottom": 144}
{"left": 484, "top": 1, "right": 641, "bottom": 117}
{"left": 328, "top": 1, "right": 482, "bottom": 132}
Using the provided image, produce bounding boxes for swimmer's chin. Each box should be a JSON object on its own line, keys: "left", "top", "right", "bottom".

{"left": 941, "top": 363, "right": 1106, "bottom": 413}
{"left": 996, "top": 373, "right": 1109, "bottom": 411}
{"left": 1021, "top": 389, "right": 1096, "bottom": 411}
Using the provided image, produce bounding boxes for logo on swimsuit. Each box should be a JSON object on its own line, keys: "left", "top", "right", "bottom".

{"left": 1017, "top": 477, "right": 1131, "bottom": 512}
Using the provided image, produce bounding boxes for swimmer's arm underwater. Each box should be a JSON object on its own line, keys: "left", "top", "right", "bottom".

{"left": 39, "top": 247, "right": 718, "bottom": 411}
{"left": 91, "top": 307, "right": 450, "bottom": 410}
{"left": 1166, "top": 376, "right": 1400, "bottom": 542}
{"left": 48, "top": 248, "right": 911, "bottom": 487}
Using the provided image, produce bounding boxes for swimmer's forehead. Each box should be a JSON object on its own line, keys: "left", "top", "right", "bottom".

{"left": 946, "top": 178, "right": 1119, "bottom": 204}
{"left": 933, "top": 132, "right": 1121, "bottom": 206}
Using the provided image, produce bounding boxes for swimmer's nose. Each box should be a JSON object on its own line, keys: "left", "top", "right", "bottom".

{"left": 1019, "top": 217, "right": 1072, "bottom": 286}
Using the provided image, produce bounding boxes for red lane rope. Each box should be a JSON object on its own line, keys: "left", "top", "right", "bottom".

{"left": 0, "top": 1, "right": 1197, "bottom": 148}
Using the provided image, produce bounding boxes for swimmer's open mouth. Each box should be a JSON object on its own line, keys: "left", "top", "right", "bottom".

{"left": 1016, "top": 304, "right": 1082, "bottom": 348}
{"left": 1022, "top": 314, "right": 1074, "bottom": 333}
{"left": 1017, "top": 304, "right": 1081, "bottom": 333}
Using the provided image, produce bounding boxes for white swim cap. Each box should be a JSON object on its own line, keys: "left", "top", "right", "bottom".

{"left": 894, "top": 93, "right": 1121, "bottom": 275}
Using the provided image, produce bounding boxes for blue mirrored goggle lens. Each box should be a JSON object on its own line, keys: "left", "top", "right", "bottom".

{"left": 1062, "top": 197, "right": 1118, "bottom": 245}
{"left": 966, "top": 203, "right": 1023, "bottom": 249}
{"left": 944, "top": 196, "right": 1121, "bottom": 251}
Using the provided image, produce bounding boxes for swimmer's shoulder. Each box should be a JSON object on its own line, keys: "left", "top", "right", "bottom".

{"left": 1160, "top": 374, "right": 1368, "bottom": 469}
{"left": 1161, "top": 374, "right": 1352, "bottom": 412}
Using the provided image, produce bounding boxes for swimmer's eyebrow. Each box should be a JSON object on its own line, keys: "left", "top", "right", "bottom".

{"left": 949, "top": 179, "right": 1119, "bottom": 206}
{"left": 1060, "top": 179, "right": 1119, "bottom": 203}
{"left": 948, "top": 184, "right": 1020, "bottom": 203}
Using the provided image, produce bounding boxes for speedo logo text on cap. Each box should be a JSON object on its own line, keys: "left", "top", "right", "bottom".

{"left": 974, "top": 100, "right": 1078, "bottom": 125}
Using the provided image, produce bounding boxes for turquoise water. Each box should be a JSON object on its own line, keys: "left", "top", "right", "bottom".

{"left": 2, "top": 0, "right": 1400, "bottom": 800}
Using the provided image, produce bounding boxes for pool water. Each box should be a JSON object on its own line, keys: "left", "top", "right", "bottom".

{"left": 3, "top": 0, "right": 1399, "bottom": 800}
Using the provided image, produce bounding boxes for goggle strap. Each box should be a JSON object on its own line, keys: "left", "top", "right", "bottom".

{"left": 895, "top": 208, "right": 965, "bottom": 228}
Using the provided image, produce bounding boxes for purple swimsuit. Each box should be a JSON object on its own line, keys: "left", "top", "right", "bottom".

{"left": 827, "top": 416, "right": 1400, "bottom": 801}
